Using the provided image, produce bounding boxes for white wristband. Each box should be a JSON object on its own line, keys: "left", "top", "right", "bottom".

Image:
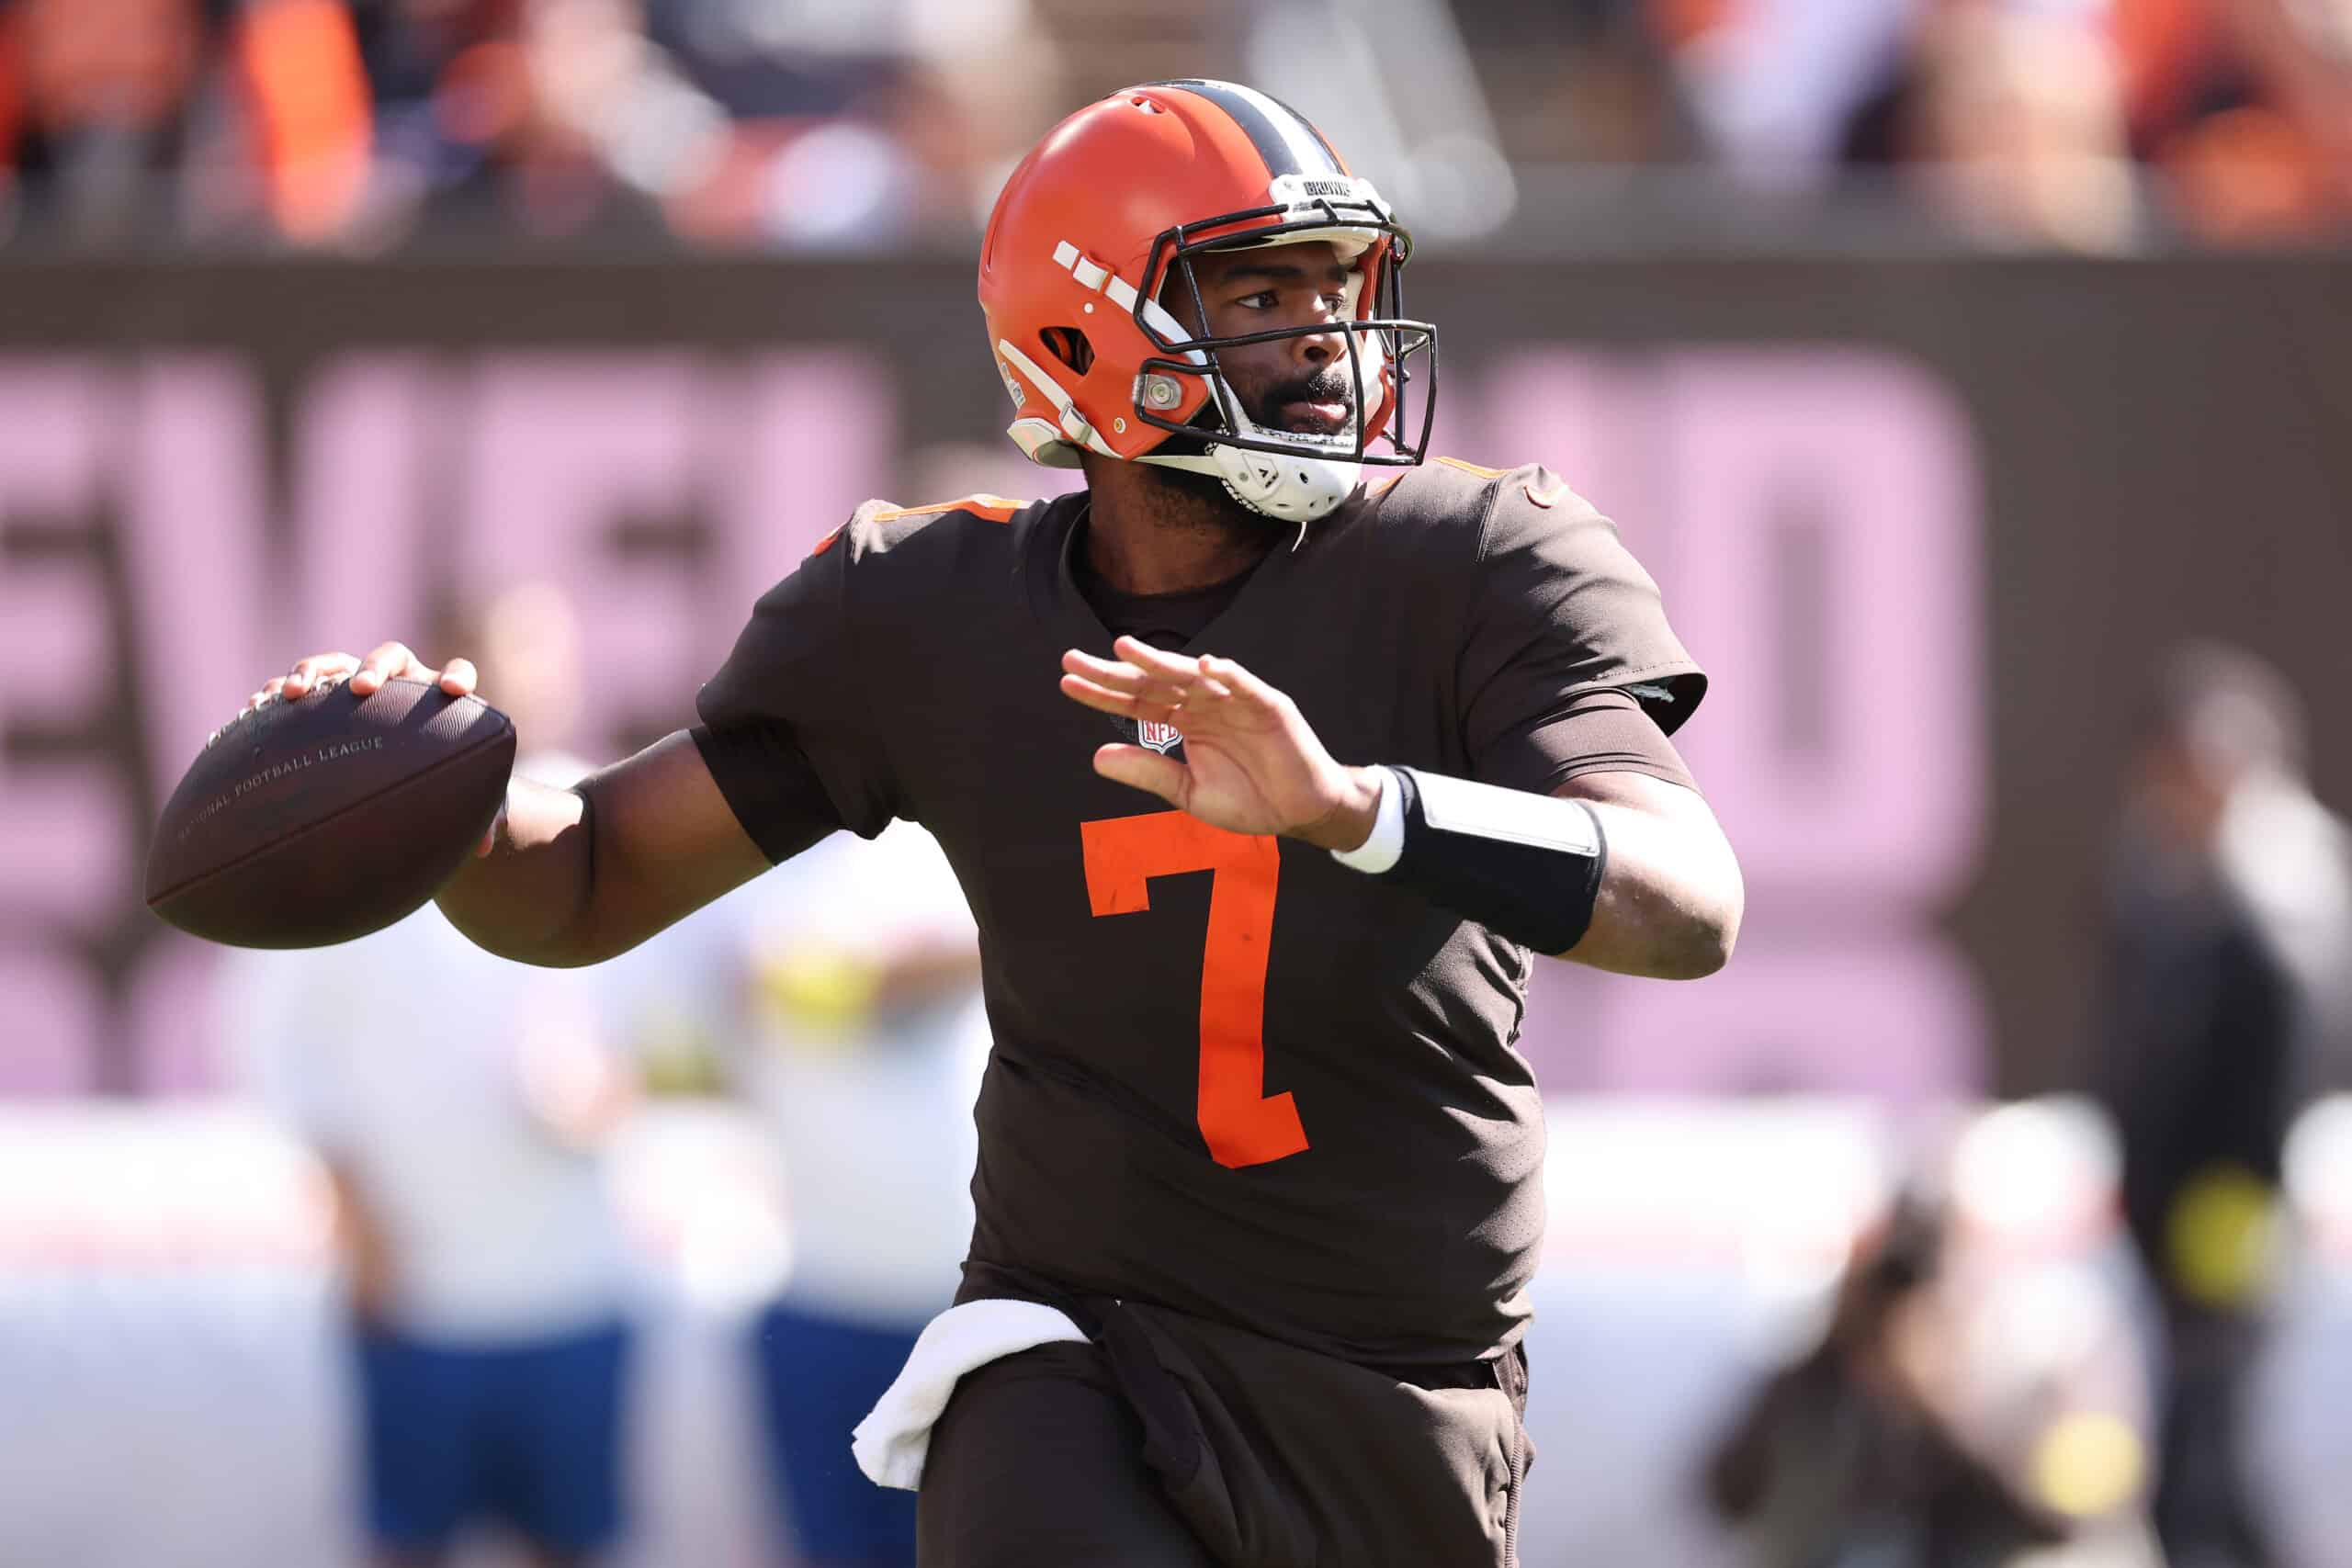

{"left": 1329, "top": 766, "right": 1407, "bottom": 874}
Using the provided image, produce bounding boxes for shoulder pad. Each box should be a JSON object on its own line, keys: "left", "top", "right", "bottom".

{"left": 1368, "top": 457, "right": 1592, "bottom": 532}
{"left": 811, "top": 493, "right": 1031, "bottom": 559}
{"left": 1432, "top": 457, "right": 1583, "bottom": 512}
{"left": 867, "top": 493, "right": 1029, "bottom": 525}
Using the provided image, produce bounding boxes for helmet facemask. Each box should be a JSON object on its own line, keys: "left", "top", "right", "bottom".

{"left": 1128, "top": 183, "right": 1436, "bottom": 524}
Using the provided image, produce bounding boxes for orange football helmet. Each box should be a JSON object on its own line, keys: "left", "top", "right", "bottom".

{"left": 978, "top": 79, "right": 1436, "bottom": 523}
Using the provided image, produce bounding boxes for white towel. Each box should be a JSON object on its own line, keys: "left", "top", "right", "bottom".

{"left": 852, "top": 1298, "right": 1091, "bottom": 1489}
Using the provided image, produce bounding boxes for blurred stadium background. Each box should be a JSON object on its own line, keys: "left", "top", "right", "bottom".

{"left": 2, "top": 0, "right": 2350, "bottom": 1564}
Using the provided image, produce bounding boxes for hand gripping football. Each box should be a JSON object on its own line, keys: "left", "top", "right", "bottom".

{"left": 145, "top": 677, "right": 516, "bottom": 948}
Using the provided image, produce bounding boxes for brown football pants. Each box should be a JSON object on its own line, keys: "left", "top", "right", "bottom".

{"left": 916, "top": 1308, "right": 1528, "bottom": 1568}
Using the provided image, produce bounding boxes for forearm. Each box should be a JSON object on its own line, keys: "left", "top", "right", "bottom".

{"left": 1313, "top": 765, "right": 1741, "bottom": 980}
{"left": 439, "top": 730, "right": 775, "bottom": 967}
{"left": 1061, "top": 641, "right": 1742, "bottom": 976}
{"left": 258, "top": 651, "right": 772, "bottom": 965}
{"left": 435, "top": 773, "right": 599, "bottom": 965}
{"left": 1563, "top": 789, "right": 1743, "bottom": 979}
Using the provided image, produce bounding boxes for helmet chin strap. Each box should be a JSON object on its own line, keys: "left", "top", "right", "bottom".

{"left": 1135, "top": 369, "right": 1364, "bottom": 524}
{"left": 1137, "top": 445, "right": 1362, "bottom": 524}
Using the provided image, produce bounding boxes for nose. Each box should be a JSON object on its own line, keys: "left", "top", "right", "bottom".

{"left": 1293, "top": 313, "right": 1343, "bottom": 369}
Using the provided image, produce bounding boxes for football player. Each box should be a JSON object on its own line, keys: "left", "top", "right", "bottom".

{"left": 256, "top": 79, "right": 1742, "bottom": 1568}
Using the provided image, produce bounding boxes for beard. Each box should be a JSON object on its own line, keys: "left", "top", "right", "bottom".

{"left": 1117, "top": 359, "right": 1363, "bottom": 536}
{"left": 1242, "top": 362, "right": 1359, "bottom": 439}
{"left": 1131, "top": 455, "right": 1274, "bottom": 537}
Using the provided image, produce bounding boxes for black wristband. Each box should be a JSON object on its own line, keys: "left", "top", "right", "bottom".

{"left": 1384, "top": 767, "right": 1608, "bottom": 953}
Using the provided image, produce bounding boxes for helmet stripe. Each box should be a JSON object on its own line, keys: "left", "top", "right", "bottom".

{"left": 1149, "top": 79, "right": 1344, "bottom": 182}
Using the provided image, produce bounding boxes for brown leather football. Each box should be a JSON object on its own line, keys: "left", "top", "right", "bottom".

{"left": 145, "top": 676, "right": 516, "bottom": 948}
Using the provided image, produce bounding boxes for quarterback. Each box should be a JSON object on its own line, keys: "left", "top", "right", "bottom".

{"left": 255, "top": 80, "right": 1742, "bottom": 1567}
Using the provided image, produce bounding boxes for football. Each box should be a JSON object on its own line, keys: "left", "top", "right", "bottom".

{"left": 145, "top": 676, "right": 517, "bottom": 948}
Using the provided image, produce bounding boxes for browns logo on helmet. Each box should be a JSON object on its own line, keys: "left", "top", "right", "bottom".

{"left": 978, "top": 79, "right": 1437, "bottom": 525}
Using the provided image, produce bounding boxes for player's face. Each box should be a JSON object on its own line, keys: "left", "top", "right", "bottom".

{"left": 1180, "top": 241, "right": 1359, "bottom": 440}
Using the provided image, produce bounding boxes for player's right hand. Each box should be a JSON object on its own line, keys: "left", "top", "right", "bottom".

{"left": 240, "top": 641, "right": 479, "bottom": 719}
{"left": 234, "top": 643, "right": 500, "bottom": 858}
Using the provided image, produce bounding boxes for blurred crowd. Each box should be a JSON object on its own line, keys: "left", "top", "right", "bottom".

{"left": 0, "top": 0, "right": 2345, "bottom": 254}
{"left": 0, "top": 0, "right": 1065, "bottom": 249}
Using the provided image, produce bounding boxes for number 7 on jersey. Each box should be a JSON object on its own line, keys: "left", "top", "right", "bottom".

{"left": 1080, "top": 811, "right": 1310, "bottom": 1169}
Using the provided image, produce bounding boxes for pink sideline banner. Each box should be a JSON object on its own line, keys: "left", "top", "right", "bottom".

{"left": 0, "top": 344, "right": 1986, "bottom": 1100}
{"left": 0, "top": 349, "right": 892, "bottom": 1094}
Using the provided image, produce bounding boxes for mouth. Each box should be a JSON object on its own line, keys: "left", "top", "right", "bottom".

{"left": 1276, "top": 400, "right": 1352, "bottom": 437}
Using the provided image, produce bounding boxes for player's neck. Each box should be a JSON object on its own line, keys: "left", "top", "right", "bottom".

{"left": 1078, "top": 457, "right": 1280, "bottom": 595}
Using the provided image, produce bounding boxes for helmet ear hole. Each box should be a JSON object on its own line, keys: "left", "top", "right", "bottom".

{"left": 1040, "top": 327, "right": 1095, "bottom": 376}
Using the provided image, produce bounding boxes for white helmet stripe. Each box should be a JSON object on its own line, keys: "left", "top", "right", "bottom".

{"left": 1150, "top": 79, "right": 1343, "bottom": 180}
{"left": 1051, "top": 241, "right": 1207, "bottom": 363}
{"left": 1214, "top": 81, "right": 1342, "bottom": 178}
{"left": 996, "top": 339, "right": 1119, "bottom": 456}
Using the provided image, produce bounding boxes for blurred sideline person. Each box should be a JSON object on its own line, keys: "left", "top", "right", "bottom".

{"left": 1704, "top": 1197, "right": 2074, "bottom": 1568}
{"left": 725, "top": 824, "right": 986, "bottom": 1568}
{"left": 1830, "top": 4, "right": 2142, "bottom": 253}
{"left": 226, "top": 583, "right": 638, "bottom": 1568}
{"left": 1901, "top": 6, "right": 2141, "bottom": 254}
{"left": 2119, "top": 0, "right": 2352, "bottom": 243}
{"left": 243, "top": 77, "right": 1744, "bottom": 1565}
{"left": 2092, "top": 642, "right": 2352, "bottom": 1568}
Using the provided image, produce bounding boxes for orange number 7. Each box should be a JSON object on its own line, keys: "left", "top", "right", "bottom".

{"left": 1080, "top": 810, "right": 1309, "bottom": 1169}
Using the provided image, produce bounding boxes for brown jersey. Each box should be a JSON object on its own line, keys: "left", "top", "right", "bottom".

{"left": 696, "top": 457, "right": 1706, "bottom": 1366}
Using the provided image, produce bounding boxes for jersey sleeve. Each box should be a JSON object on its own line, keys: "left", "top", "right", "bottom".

{"left": 688, "top": 718, "right": 847, "bottom": 864}
{"left": 1529, "top": 688, "right": 1698, "bottom": 793}
{"left": 696, "top": 504, "right": 897, "bottom": 847}
{"left": 1460, "top": 466, "right": 1708, "bottom": 794}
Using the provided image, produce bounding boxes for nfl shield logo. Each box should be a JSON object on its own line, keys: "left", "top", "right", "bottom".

{"left": 1136, "top": 719, "right": 1183, "bottom": 754}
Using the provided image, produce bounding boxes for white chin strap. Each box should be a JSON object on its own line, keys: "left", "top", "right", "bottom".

{"left": 1136, "top": 361, "right": 1368, "bottom": 524}
{"left": 1139, "top": 442, "right": 1362, "bottom": 524}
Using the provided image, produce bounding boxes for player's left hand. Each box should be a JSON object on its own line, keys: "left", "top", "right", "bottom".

{"left": 1060, "top": 637, "right": 1381, "bottom": 850}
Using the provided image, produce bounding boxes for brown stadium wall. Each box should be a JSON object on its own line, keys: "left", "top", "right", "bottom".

{"left": 0, "top": 254, "right": 2346, "bottom": 1098}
